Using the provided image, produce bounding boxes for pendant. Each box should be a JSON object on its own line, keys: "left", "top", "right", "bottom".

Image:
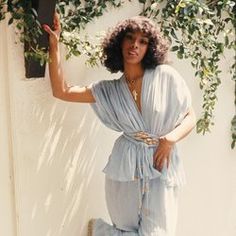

{"left": 132, "top": 90, "right": 138, "bottom": 101}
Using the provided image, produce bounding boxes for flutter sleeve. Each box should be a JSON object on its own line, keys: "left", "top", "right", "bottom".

{"left": 156, "top": 65, "right": 192, "bottom": 130}
{"left": 170, "top": 68, "right": 192, "bottom": 126}
{"left": 90, "top": 80, "right": 122, "bottom": 132}
{"left": 151, "top": 65, "right": 193, "bottom": 186}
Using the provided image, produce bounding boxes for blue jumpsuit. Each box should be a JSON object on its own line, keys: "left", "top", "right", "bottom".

{"left": 90, "top": 65, "right": 192, "bottom": 236}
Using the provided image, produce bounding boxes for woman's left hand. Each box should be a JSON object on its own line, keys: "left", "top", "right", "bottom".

{"left": 153, "top": 136, "right": 174, "bottom": 171}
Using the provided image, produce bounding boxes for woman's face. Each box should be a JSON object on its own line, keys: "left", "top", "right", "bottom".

{"left": 121, "top": 30, "right": 149, "bottom": 67}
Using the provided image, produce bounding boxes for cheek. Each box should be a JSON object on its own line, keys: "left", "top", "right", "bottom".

{"left": 121, "top": 41, "right": 128, "bottom": 54}
{"left": 121, "top": 47, "right": 127, "bottom": 58}
{"left": 122, "top": 39, "right": 130, "bottom": 48}
{"left": 141, "top": 46, "right": 148, "bottom": 57}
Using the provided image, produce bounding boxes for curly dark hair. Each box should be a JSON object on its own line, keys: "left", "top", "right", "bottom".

{"left": 101, "top": 16, "right": 170, "bottom": 73}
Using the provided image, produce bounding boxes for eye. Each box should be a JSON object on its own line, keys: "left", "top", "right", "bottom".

{"left": 125, "top": 33, "right": 133, "bottom": 40}
{"left": 140, "top": 38, "right": 149, "bottom": 45}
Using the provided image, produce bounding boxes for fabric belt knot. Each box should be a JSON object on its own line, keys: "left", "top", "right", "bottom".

{"left": 123, "top": 131, "right": 159, "bottom": 147}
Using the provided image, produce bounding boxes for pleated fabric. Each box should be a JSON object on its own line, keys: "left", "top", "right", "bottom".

{"left": 90, "top": 177, "right": 179, "bottom": 236}
{"left": 90, "top": 64, "right": 192, "bottom": 187}
{"left": 89, "top": 64, "right": 191, "bottom": 235}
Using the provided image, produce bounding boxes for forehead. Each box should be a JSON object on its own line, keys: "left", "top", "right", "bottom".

{"left": 125, "top": 29, "right": 149, "bottom": 38}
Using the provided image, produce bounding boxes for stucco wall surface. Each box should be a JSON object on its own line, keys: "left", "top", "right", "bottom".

{"left": 0, "top": 17, "right": 17, "bottom": 236}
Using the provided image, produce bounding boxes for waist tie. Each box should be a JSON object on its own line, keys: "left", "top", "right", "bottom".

{"left": 123, "top": 131, "right": 160, "bottom": 219}
{"left": 123, "top": 131, "right": 159, "bottom": 147}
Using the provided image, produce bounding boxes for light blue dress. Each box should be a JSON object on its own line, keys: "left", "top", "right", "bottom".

{"left": 90, "top": 64, "right": 192, "bottom": 236}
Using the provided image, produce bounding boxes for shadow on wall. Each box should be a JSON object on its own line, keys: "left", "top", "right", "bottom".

{"left": 17, "top": 93, "right": 114, "bottom": 236}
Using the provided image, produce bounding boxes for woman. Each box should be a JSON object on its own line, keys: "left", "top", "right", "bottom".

{"left": 43, "top": 14, "right": 196, "bottom": 236}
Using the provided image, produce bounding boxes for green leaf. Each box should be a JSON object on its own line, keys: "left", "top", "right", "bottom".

{"left": 1, "top": 0, "right": 235, "bottom": 147}
{"left": 225, "top": 35, "right": 229, "bottom": 46}
{"left": 177, "top": 51, "right": 183, "bottom": 59}
{"left": 171, "top": 45, "right": 179, "bottom": 51}
{"left": 170, "top": 28, "right": 178, "bottom": 39}
{"left": 8, "top": 17, "right": 13, "bottom": 25}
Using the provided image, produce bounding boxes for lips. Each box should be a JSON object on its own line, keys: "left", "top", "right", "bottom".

{"left": 128, "top": 50, "right": 138, "bottom": 56}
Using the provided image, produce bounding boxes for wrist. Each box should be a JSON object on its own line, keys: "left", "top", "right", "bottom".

{"left": 49, "top": 42, "right": 60, "bottom": 53}
{"left": 160, "top": 134, "right": 175, "bottom": 146}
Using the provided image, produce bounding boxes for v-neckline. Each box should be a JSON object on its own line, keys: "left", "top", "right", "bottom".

{"left": 123, "top": 70, "right": 146, "bottom": 117}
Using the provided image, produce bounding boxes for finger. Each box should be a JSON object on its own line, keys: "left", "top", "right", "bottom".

{"left": 153, "top": 151, "right": 160, "bottom": 167}
{"left": 54, "top": 12, "right": 60, "bottom": 20}
{"left": 54, "top": 15, "right": 59, "bottom": 26}
{"left": 53, "top": 18, "right": 61, "bottom": 31}
{"left": 153, "top": 149, "right": 163, "bottom": 165}
{"left": 156, "top": 160, "right": 163, "bottom": 171}
{"left": 167, "top": 155, "right": 170, "bottom": 168}
{"left": 155, "top": 156, "right": 163, "bottom": 170}
{"left": 42, "top": 24, "right": 54, "bottom": 35}
{"left": 156, "top": 154, "right": 168, "bottom": 171}
{"left": 157, "top": 158, "right": 164, "bottom": 170}
{"left": 54, "top": 13, "right": 60, "bottom": 23}
{"left": 153, "top": 151, "right": 157, "bottom": 162}
{"left": 153, "top": 146, "right": 161, "bottom": 161}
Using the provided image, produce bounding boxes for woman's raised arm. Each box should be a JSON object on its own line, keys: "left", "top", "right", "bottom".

{"left": 43, "top": 13, "right": 95, "bottom": 103}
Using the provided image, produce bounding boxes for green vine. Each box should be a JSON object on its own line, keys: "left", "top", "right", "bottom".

{"left": 56, "top": 0, "right": 125, "bottom": 65}
{"left": 140, "top": 0, "right": 236, "bottom": 148}
{"left": 0, "top": 0, "right": 235, "bottom": 148}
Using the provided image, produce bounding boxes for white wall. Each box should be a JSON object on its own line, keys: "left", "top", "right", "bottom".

{"left": 0, "top": 1, "right": 235, "bottom": 236}
{"left": 173, "top": 54, "right": 236, "bottom": 236}
{"left": 0, "top": 18, "right": 17, "bottom": 236}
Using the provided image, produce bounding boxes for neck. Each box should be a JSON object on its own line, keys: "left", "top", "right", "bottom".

{"left": 123, "top": 63, "right": 144, "bottom": 81}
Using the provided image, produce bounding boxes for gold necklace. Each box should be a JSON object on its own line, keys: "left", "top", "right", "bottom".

{"left": 126, "top": 77, "right": 141, "bottom": 101}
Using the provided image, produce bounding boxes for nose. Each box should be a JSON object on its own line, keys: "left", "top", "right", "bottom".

{"left": 131, "top": 38, "right": 138, "bottom": 48}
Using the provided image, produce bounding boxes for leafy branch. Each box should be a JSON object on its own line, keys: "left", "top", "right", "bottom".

{"left": 1, "top": 0, "right": 235, "bottom": 148}
{"left": 140, "top": 0, "right": 236, "bottom": 148}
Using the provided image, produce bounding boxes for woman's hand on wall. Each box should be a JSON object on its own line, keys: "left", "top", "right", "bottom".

{"left": 42, "top": 12, "right": 61, "bottom": 50}
{"left": 42, "top": 12, "right": 95, "bottom": 103}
